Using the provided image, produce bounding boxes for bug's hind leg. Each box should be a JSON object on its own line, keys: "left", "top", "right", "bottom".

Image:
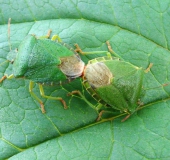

{"left": 38, "top": 84, "right": 68, "bottom": 110}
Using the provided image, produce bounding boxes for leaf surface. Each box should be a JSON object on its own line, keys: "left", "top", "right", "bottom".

{"left": 0, "top": 1, "right": 170, "bottom": 159}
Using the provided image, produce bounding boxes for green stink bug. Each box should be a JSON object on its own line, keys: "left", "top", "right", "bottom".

{"left": 0, "top": 19, "right": 85, "bottom": 113}
{"left": 68, "top": 42, "right": 153, "bottom": 121}
{"left": 83, "top": 56, "right": 143, "bottom": 120}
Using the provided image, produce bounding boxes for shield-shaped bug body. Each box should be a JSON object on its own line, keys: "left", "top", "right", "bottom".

{"left": 12, "top": 35, "right": 84, "bottom": 84}
{"left": 0, "top": 19, "right": 85, "bottom": 113}
{"left": 83, "top": 56, "right": 144, "bottom": 116}
{"left": 68, "top": 43, "right": 152, "bottom": 121}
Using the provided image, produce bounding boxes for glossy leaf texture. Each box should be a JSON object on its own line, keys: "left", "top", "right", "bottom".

{"left": 0, "top": 1, "right": 170, "bottom": 159}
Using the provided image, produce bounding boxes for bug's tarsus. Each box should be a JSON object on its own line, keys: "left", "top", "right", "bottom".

{"left": 74, "top": 44, "right": 84, "bottom": 54}
{"left": 106, "top": 41, "right": 122, "bottom": 59}
{"left": 96, "top": 110, "right": 105, "bottom": 121}
{"left": 121, "top": 114, "right": 131, "bottom": 122}
{"left": 106, "top": 41, "right": 113, "bottom": 53}
{"left": 60, "top": 99, "right": 68, "bottom": 109}
{"left": 163, "top": 83, "right": 170, "bottom": 87}
{"left": 137, "top": 99, "right": 144, "bottom": 106}
{"left": 67, "top": 90, "right": 81, "bottom": 96}
{"left": 37, "top": 30, "right": 52, "bottom": 40}
{"left": 0, "top": 75, "right": 7, "bottom": 83}
{"left": 0, "top": 74, "right": 14, "bottom": 83}
{"left": 46, "top": 29, "right": 52, "bottom": 39}
{"left": 144, "top": 63, "right": 153, "bottom": 73}
{"left": 40, "top": 102, "right": 46, "bottom": 114}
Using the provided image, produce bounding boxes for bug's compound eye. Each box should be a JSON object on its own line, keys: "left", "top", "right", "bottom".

{"left": 59, "top": 55, "right": 85, "bottom": 79}
{"left": 84, "top": 62, "right": 113, "bottom": 89}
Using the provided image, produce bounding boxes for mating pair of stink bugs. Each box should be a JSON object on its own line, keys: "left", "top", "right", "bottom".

{"left": 0, "top": 19, "right": 152, "bottom": 120}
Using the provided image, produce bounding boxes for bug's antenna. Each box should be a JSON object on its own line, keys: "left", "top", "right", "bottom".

{"left": 0, "top": 18, "right": 12, "bottom": 66}
{"left": 8, "top": 18, "right": 12, "bottom": 51}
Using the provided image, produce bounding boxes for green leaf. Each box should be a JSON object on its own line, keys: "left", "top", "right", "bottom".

{"left": 0, "top": 1, "right": 170, "bottom": 159}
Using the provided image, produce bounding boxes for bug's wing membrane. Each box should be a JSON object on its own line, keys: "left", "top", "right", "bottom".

{"left": 114, "top": 69, "right": 143, "bottom": 112}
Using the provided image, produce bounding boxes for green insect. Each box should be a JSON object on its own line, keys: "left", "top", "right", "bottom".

{"left": 0, "top": 19, "right": 85, "bottom": 113}
{"left": 69, "top": 42, "right": 153, "bottom": 121}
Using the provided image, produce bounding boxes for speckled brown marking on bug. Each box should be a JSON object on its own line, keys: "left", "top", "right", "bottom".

{"left": 59, "top": 54, "right": 85, "bottom": 79}
{"left": 84, "top": 62, "right": 113, "bottom": 89}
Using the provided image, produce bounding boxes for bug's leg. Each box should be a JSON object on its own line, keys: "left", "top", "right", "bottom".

{"left": 68, "top": 90, "right": 97, "bottom": 110}
{"left": 144, "top": 63, "right": 153, "bottom": 73}
{"left": 38, "top": 30, "right": 62, "bottom": 42}
{"left": 38, "top": 84, "right": 68, "bottom": 110}
{"left": 74, "top": 44, "right": 111, "bottom": 57}
{"left": 97, "top": 109, "right": 128, "bottom": 122}
{"left": 8, "top": 18, "right": 12, "bottom": 51}
{"left": 38, "top": 30, "right": 52, "bottom": 39}
{"left": 121, "top": 114, "right": 131, "bottom": 122}
{"left": 106, "top": 41, "right": 122, "bottom": 59}
{"left": 0, "top": 74, "right": 14, "bottom": 83}
{"left": 46, "top": 30, "right": 52, "bottom": 38}
{"left": 96, "top": 110, "right": 106, "bottom": 121}
{"left": 29, "top": 81, "right": 46, "bottom": 113}
{"left": 0, "top": 75, "right": 7, "bottom": 83}
{"left": 51, "top": 35, "right": 62, "bottom": 42}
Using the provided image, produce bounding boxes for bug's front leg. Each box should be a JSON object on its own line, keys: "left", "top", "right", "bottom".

{"left": 74, "top": 44, "right": 111, "bottom": 56}
{"left": 106, "top": 41, "right": 122, "bottom": 59}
